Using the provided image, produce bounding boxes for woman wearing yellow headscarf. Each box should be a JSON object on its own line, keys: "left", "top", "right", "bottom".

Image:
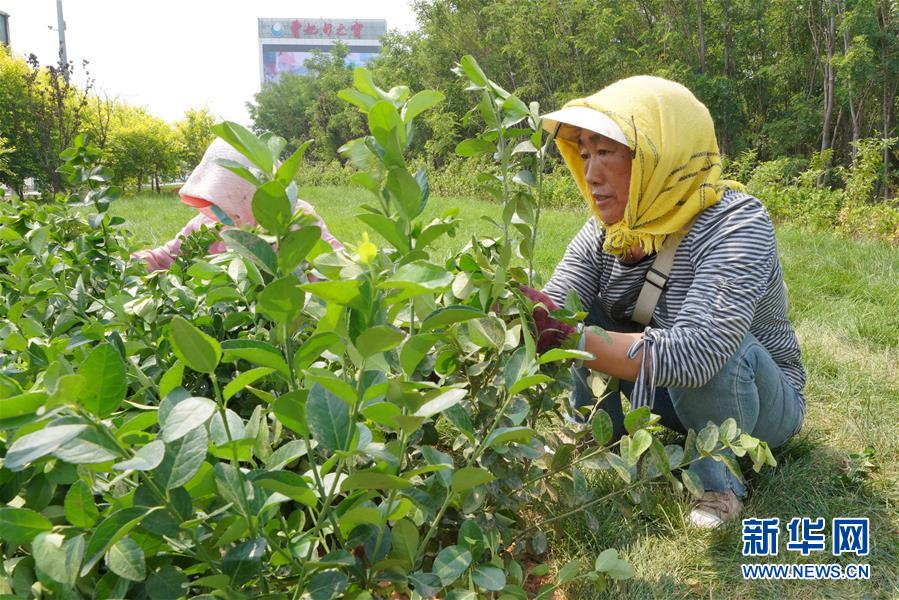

{"left": 524, "top": 76, "right": 806, "bottom": 528}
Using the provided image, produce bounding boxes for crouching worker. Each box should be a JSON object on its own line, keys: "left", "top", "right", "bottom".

{"left": 521, "top": 76, "right": 806, "bottom": 529}
{"left": 131, "top": 138, "right": 343, "bottom": 272}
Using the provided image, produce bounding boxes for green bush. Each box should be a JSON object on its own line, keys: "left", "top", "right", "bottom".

{"left": 298, "top": 160, "right": 355, "bottom": 187}
{"left": 0, "top": 62, "right": 775, "bottom": 598}
{"left": 745, "top": 139, "right": 899, "bottom": 243}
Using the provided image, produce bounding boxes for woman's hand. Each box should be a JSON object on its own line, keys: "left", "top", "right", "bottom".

{"left": 518, "top": 285, "right": 576, "bottom": 353}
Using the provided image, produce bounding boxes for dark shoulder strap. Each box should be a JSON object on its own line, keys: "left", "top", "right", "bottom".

{"left": 631, "top": 219, "right": 696, "bottom": 326}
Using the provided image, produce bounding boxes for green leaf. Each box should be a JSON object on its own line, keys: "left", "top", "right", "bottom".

{"left": 306, "top": 370, "right": 357, "bottom": 404}
{"left": 33, "top": 532, "right": 84, "bottom": 586}
{"left": 457, "top": 55, "right": 488, "bottom": 86}
{"left": 340, "top": 470, "right": 412, "bottom": 492}
{"left": 106, "top": 537, "right": 146, "bottom": 582}
{"left": 361, "top": 402, "right": 401, "bottom": 429}
{"left": 558, "top": 558, "right": 581, "bottom": 583}
{"left": 368, "top": 101, "right": 405, "bottom": 162}
{"left": 455, "top": 138, "right": 494, "bottom": 157}
{"left": 537, "top": 348, "right": 594, "bottom": 364}
{"left": 381, "top": 261, "right": 453, "bottom": 296}
{"left": 292, "top": 332, "right": 341, "bottom": 373}
{"left": 357, "top": 212, "right": 411, "bottom": 253}
{"left": 273, "top": 390, "right": 309, "bottom": 436}
{"left": 719, "top": 418, "right": 738, "bottom": 443}
{"left": 224, "top": 367, "right": 275, "bottom": 401}
{"left": 606, "top": 452, "right": 631, "bottom": 483}
{"left": 252, "top": 181, "right": 292, "bottom": 235}
{"left": 681, "top": 469, "right": 705, "bottom": 499}
{"left": 0, "top": 507, "right": 53, "bottom": 546}
{"left": 630, "top": 430, "right": 652, "bottom": 462}
{"left": 433, "top": 545, "right": 471, "bottom": 586}
{"left": 222, "top": 538, "right": 267, "bottom": 586}
{"left": 253, "top": 471, "right": 316, "bottom": 506}
{"left": 390, "top": 518, "right": 419, "bottom": 565}
{"left": 221, "top": 339, "right": 289, "bottom": 377}
{"left": 415, "top": 388, "right": 467, "bottom": 418}
{"left": 594, "top": 548, "right": 636, "bottom": 580}
{"left": 592, "top": 410, "right": 614, "bottom": 445}
{"left": 508, "top": 374, "right": 552, "bottom": 396}
{"left": 214, "top": 463, "right": 251, "bottom": 509}
{"left": 214, "top": 158, "right": 260, "bottom": 187}
{"left": 339, "top": 87, "right": 378, "bottom": 112}
{"left": 275, "top": 140, "right": 312, "bottom": 186}
{"left": 473, "top": 565, "right": 506, "bottom": 591}
{"left": 451, "top": 467, "right": 494, "bottom": 493}
{"left": 258, "top": 275, "right": 305, "bottom": 325}
{"left": 403, "top": 90, "right": 444, "bottom": 122}
{"left": 170, "top": 317, "right": 221, "bottom": 374}
{"left": 308, "top": 569, "right": 349, "bottom": 600}
{"left": 146, "top": 565, "right": 187, "bottom": 600}
{"left": 221, "top": 229, "right": 278, "bottom": 274}
{"left": 623, "top": 406, "right": 652, "bottom": 434}
{"left": 0, "top": 392, "right": 48, "bottom": 424}
{"left": 113, "top": 440, "right": 165, "bottom": 472}
{"left": 355, "top": 325, "right": 406, "bottom": 358}
{"left": 715, "top": 452, "right": 745, "bottom": 482}
{"left": 211, "top": 121, "right": 274, "bottom": 173}
{"left": 504, "top": 346, "right": 531, "bottom": 391}
{"left": 420, "top": 305, "right": 485, "bottom": 332}
{"left": 697, "top": 423, "right": 720, "bottom": 454}
{"left": 264, "top": 439, "right": 311, "bottom": 470}
{"left": 399, "top": 334, "right": 439, "bottom": 377}
{"left": 302, "top": 279, "right": 363, "bottom": 308}
{"left": 386, "top": 167, "right": 423, "bottom": 221}
{"left": 64, "top": 480, "right": 99, "bottom": 527}
{"left": 485, "top": 426, "right": 536, "bottom": 448}
{"left": 158, "top": 360, "right": 184, "bottom": 400}
{"left": 278, "top": 225, "right": 321, "bottom": 273}
{"left": 81, "top": 507, "right": 151, "bottom": 576}
{"left": 155, "top": 427, "right": 209, "bottom": 490}
{"left": 5, "top": 424, "right": 88, "bottom": 471}
{"left": 161, "top": 397, "right": 216, "bottom": 443}
{"left": 307, "top": 383, "right": 351, "bottom": 453}
{"left": 78, "top": 343, "right": 126, "bottom": 417}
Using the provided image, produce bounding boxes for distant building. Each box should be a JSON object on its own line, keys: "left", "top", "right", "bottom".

{"left": 0, "top": 12, "right": 10, "bottom": 47}
{"left": 258, "top": 18, "right": 386, "bottom": 85}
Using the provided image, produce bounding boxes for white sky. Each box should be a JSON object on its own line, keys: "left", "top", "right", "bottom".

{"left": 0, "top": 0, "right": 418, "bottom": 125}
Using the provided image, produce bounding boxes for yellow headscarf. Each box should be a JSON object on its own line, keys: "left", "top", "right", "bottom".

{"left": 553, "top": 76, "right": 743, "bottom": 256}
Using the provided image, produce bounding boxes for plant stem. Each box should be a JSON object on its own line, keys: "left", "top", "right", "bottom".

{"left": 80, "top": 409, "right": 222, "bottom": 573}
{"left": 210, "top": 372, "right": 259, "bottom": 541}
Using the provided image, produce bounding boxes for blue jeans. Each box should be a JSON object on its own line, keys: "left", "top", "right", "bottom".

{"left": 572, "top": 298, "right": 803, "bottom": 496}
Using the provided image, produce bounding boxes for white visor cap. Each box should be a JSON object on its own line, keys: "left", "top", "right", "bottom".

{"left": 541, "top": 106, "right": 629, "bottom": 147}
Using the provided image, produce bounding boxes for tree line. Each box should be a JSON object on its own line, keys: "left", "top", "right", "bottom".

{"left": 249, "top": 0, "right": 898, "bottom": 198}
{"left": 2, "top": 1, "right": 896, "bottom": 201}
{"left": 0, "top": 48, "right": 216, "bottom": 197}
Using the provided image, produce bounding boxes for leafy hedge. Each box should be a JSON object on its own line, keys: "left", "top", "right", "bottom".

{"left": 0, "top": 59, "right": 774, "bottom": 598}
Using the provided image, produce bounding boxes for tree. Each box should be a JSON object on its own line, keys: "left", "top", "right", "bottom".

{"left": 105, "top": 106, "right": 182, "bottom": 192}
{"left": 247, "top": 43, "right": 364, "bottom": 161}
{"left": 10, "top": 53, "right": 93, "bottom": 194}
{"left": 0, "top": 48, "right": 41, "bottom": 195}
{"left": 0, "top": 136, "right": 13, "bottom": 180}
{"left": 177, "top": 106, "right": 216, "bottom": 175}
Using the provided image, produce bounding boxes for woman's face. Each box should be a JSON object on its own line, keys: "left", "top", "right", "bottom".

{"left": 577, "top": 128, "right": 632, "bottom": 225}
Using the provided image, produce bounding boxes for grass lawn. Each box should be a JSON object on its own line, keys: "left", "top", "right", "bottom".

{"left": 115, "top": 187, "right": 898, "bottom": 599}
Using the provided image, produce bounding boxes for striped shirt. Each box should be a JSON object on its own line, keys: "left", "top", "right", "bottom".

{"left": 544, "top": 189, "right": 806, "bottom": 416}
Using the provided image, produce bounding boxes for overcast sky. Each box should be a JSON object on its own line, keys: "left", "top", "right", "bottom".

{"left": 0, "top": 0, "right": 418, "bottom": 125}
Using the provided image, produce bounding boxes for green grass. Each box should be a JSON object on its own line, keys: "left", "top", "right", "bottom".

{"left": 117, "top": 187, "right": 898, "bottom": 599}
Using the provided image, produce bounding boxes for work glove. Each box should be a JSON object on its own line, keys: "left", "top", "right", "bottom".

{"left": 519, "top": 284, "right": 576, "bottom": 353}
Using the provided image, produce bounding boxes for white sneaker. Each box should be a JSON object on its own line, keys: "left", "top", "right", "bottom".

{"left": 689, "top": 490, "right": 742, "bottom": 529}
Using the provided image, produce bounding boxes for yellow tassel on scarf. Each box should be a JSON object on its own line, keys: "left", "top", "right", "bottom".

{"left": 549, "top": 76, "right": 744, "bottom": 256}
